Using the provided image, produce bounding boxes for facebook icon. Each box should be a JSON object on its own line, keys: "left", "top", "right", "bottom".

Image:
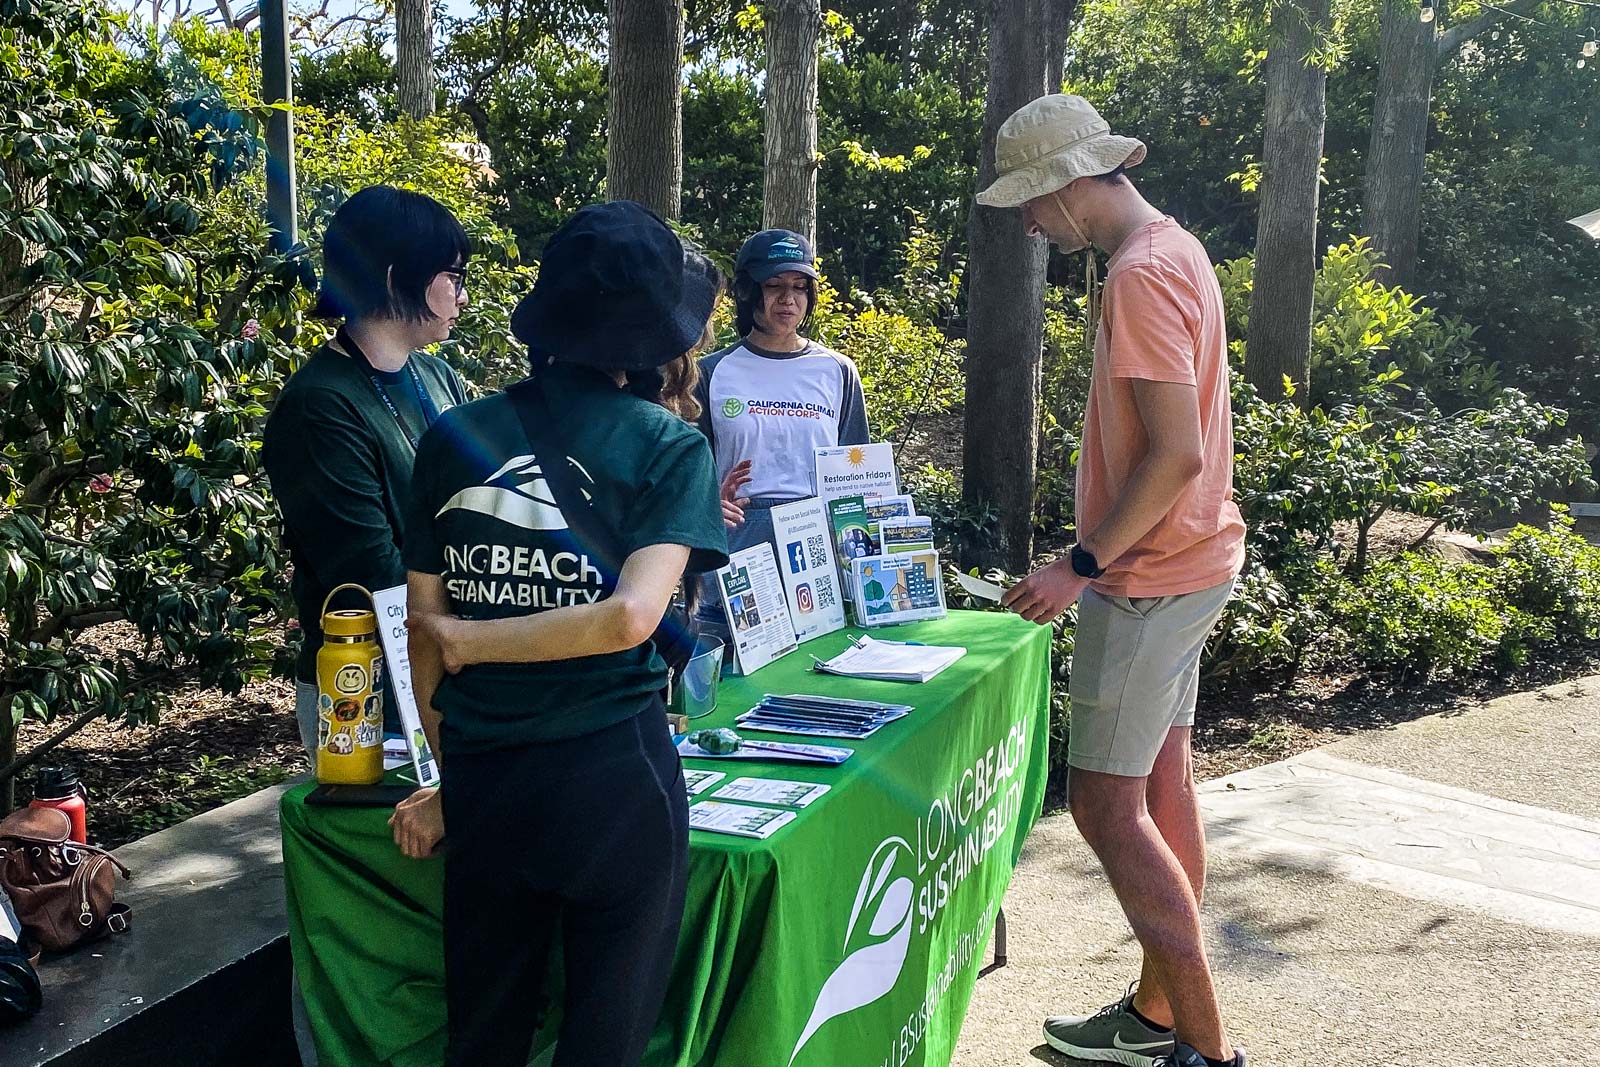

{"left": 786, "top": 541, "right": 806, "bottom": 574}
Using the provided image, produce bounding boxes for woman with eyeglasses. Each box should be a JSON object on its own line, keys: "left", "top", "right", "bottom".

{"left": 264, "top": 184, "right": 472, "bottom": 764}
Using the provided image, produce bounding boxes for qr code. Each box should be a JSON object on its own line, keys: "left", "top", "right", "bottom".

{"left": 806, "top": 534, "right": 829, "bottom": 568}
{"left": 814, "top": 574, "right": 837, "bottom": 609}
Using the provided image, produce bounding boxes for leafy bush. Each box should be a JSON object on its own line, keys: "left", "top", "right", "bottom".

{"left": 811, "top": 220, "right": 964, "bottom": 443}
{"left": 1, "top": 0, "right": 309, "bottom": 798}
{"left": 1492, "top": 515, "right": 1600, "bottom": 644}
{"left": 0, "top": 7, "right": 533, "bottom": 802}
{"left": 1205, "top": 560, "right": 1349, "bottom": 683}
{"left": 1219, "top": 239, "right": 1492, "bottom": 409}
{"left": 1335, "top": 553, "right": 1548, "bottom": 679}
{"left": 1232, "top": 376, "right": 1591, "bottom": 577}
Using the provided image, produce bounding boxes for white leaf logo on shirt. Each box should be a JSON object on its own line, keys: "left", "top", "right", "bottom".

{"left": 435, "top": 453, "right": 591, "bottom": 531}
{"left": 789, "top": 836, "right": 916, "bottom": 1064}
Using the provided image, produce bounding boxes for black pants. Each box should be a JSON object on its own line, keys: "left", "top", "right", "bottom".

{"left": 441, "top": 703, "right": 689, "bottom": 1067}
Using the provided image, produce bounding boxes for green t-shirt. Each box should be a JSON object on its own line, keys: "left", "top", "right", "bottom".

{"left": 404, "top": 363, "right": 730, "bottom": 751}
{"left": 264, "top": 343, "right": 467, "bottom": 688}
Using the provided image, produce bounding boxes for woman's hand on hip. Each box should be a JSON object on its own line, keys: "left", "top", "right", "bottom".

{"left": 407, "top": 612, "right": 468, "bottom": 673}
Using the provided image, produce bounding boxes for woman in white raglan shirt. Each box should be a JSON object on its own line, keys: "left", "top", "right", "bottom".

{"left": 694, "top": 229, "right": 870, "bottom": 641}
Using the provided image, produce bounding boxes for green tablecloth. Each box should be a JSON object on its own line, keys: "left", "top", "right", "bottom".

{"left": 281, "top": 610, "right": 1051, "bottom": 1067}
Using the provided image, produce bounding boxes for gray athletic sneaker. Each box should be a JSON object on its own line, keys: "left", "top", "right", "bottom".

{"left": 1153, "top": 1044, "right": 1246, "bottom": 1067}
{"left": 1042, "top": 984, "right": 1176, "bottom": 1066}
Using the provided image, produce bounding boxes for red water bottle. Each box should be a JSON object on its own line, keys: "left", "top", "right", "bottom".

{"left": 29, "top": 767, "right": 87, "bottom": 845}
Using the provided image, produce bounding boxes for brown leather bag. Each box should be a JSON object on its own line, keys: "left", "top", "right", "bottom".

{"left": 0, "top": 807, "right": 131, "bottom": 954}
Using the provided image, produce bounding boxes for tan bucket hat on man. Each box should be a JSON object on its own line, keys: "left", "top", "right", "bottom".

{"left": 976, "top": 95, "right": 1146, "bottom": 209}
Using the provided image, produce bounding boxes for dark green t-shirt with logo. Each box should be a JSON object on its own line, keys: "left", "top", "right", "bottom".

{"left": 264, "top": 343, "right": 467, "bottom": 687}
{"left": 404, "top": 363, "right": 729, "bottom": 752}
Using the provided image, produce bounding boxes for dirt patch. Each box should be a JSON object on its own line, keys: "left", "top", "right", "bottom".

{"left": 1190, "top": 641, "right": 1600, "bottom": 782}
{"left": 12, "top": 625, "right": 305, "bottom": 850}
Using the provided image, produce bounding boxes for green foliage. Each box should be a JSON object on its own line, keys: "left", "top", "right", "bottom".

{"left": 1233, "top": 373, "right": 1590, "bottom": 577}
{"left": 1206, "top": 559, "right": 1348, "bottom": 682}
{"left": 292, "top": 107, "right": 535, "bottom": 392}
{"left": 1220, "top": 239, "right": 1491, "bottom": 408}
{"left": 0, "top": 5, "right": 532, "bottom": 786}
{"left": 442, "top": 20, "right": 607, "bottom": 252}
{"left": 1, "top": 0, "right": 307, "bottom": 757}
{"left": 1492, "top": 515, "right": 1600, "bottom": 644}
{"left": 1036, "top": 297, "right": 1091, "bottom": 534}
{"left": 904, "top": 465, "right": 999, "bottom": 563}
{"left": 124, "top": 753, "right": 293, "bottom": 838}
{"left": 1337, "top": 553, "right": 1539, "bottom": 679}
{"left": 810, "top": 219, "right": 964, "bottom": 442}
{"left": 294, "top": 32, "right": 397, "bottom": 126}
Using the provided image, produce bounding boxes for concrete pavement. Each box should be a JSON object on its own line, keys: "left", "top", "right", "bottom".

{"left": 954, "top": 675, "right": 1600, "bottom": 1066}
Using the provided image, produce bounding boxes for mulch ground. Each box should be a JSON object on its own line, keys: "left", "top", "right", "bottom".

{"left": 13, "top": 625, "right": 305, "bottom": 849}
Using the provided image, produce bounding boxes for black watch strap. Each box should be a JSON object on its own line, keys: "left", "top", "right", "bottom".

{"left": 1070, "top": 543, "right": 1106, "bottom": 579}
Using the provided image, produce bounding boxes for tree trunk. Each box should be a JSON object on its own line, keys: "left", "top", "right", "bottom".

{"left": 763, "top": 0, "right": 822, "bottom": 243}
{"left": 395, "top": 0, "right": 436, "bottom": 119}
{"left": 0, "top": 159, "right": 42, "bottom": 326}
{"left": 962, "top": 0, "right": 1057, "bottom": 573}
{"left": 1245, "top": 0, "right": 1329, "bottom": 404}
{"left": 1362, "top": 0, "right": 1436, "bottom": 288}
{"left": 607, "top": 0, "right": 685, "bottom": 219}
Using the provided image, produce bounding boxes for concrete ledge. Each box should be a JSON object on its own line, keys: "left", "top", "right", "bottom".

{"left": 0, "top": 779, "right": 302, "bottom": 1067}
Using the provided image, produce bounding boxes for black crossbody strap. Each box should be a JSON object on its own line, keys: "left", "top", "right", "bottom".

{"left": 504, "top": 377, "right": 626, "bottom": 587}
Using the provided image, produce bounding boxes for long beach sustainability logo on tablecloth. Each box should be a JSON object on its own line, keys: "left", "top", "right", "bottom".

{"left": 789, "top": 718, "right": 1032, "bottom": 1066}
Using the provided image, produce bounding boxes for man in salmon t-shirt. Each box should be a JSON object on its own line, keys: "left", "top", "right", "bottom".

{"left": 983, "top": 96, "right": 1248, "bottom": 1067}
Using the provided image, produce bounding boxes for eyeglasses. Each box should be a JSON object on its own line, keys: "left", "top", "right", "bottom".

{"left": 440, "top": 266, "right": 468, "bottom": 298}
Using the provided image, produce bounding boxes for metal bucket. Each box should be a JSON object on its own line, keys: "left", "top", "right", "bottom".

{"left": 671, "top": 635, "right": 724, "bottom": 720}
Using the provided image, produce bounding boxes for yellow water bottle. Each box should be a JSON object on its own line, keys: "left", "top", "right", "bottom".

{"left": 315, "top": 583, "right": 385, "bottom": 785}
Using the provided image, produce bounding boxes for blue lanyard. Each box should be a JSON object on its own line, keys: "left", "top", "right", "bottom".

{"left": 336, "top": 327, "right": 438, "bottom": 451}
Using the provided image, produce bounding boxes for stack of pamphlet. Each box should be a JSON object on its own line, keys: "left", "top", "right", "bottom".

{"left": 812, "top": 443, "right": 948, "bottom": 628}
{"left": 809, "top": 635, "right": 966, "bottom": 683}
{"left": 735, "top": 693, "right": 913, "bottom": 739}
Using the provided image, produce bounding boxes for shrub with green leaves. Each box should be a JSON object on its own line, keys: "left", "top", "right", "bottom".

{"left": 0, "top": 0, "right": 307, "bottom": 798}
{"left": 1336, "top": 554, "right": 1523, "bottom": 679}
{"left": 1220, "top": 240, "right": 1491, "bottom": 409}
{"left": 0, "top": 6, "right": 533, "bottom": 805}
{"left": 1492, "top": 515, "right": 1600, "bottom": 644}
{"left": 810, "top": 218, "right": 964, "bottom": 444}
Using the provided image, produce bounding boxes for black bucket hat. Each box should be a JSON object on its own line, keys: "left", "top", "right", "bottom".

{"left": 511, "top": 201, "right": 720, "bottom": 372}
{"left": 735, "top": 229, "right": 819, "bottom": 283}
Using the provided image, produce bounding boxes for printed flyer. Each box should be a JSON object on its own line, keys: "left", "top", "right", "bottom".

{"left": 717, "top": 542, "right": 799, "bottom": 675}
{"left": 688, "top": 800, "right": 798, "bottom": 839}
{"left": 770, "top": 497, "right": 849, "bottom": 644}
{"left": 714, "top": 777, "right": 832, "bottom": 808}
{"left": 852, "top": 550, "right": 948, "bottom": 626}
{"left": 880, "top": 515, "right": 936, "bottom": 554}
{"left": 370, "top": 584, "right": 441, "bottom": 787}
{"left": 813, "top": 442, "right": 899, "bottom": 505}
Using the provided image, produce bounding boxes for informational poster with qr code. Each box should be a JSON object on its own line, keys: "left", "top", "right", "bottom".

{"left": 770, "top": 497, "right": 848, "bottom": 645}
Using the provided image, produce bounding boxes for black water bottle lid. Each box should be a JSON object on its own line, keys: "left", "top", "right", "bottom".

{"left": 33, "top": 766, "right": 80, "bottom": 800}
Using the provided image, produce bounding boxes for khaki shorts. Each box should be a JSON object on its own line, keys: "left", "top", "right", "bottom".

{"left": 1067, "top": 579, "right": 1235, "bottom": 777}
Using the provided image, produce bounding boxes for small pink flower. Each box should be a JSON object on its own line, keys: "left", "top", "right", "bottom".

{"left": 286, "top": 618, "right": 302, "bottom": 633}
{"left": 241, "top": 318, "right": 261, "bottom": 340}
{"left": 88, "top": 474, "right": 113, "bottom": 493}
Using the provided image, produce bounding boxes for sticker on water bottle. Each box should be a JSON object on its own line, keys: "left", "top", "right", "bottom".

{"left": 355, "top": 721, "right": 380, "bottom": 749}
{"left": 335, "top": 664, "right": 367, "bottom": 695}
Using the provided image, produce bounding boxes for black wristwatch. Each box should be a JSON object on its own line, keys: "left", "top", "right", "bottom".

{"left": 1069, "top": 542, "right": 1106, "bottom": 579}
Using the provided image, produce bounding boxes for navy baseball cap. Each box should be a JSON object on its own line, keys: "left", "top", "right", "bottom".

{"left": 735, "top": 229, "right": 819, "bottom": 283}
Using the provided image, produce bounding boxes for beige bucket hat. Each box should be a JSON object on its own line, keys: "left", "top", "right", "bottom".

{"left": 976, "top": 95, "right": 1146, "bottom": 209}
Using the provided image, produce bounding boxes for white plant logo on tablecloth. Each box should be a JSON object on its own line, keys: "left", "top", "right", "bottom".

{"left": 789, "top": 836, "right": 916, "bottom": 1065}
